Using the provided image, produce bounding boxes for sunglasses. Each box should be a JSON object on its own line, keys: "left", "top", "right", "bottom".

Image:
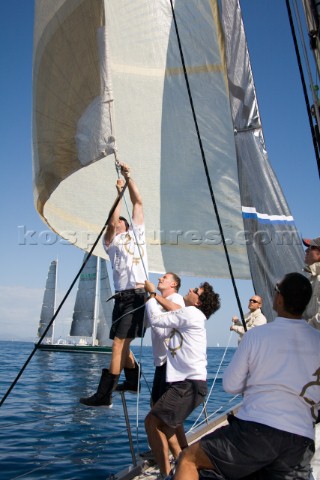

{"left": 193, "top": 287, "right": 200, "bottom": 296}
{"left": 249, "top": 299, "right": 259, "bottom": 303}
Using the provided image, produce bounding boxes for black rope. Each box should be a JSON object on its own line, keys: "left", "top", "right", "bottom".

{"left": 0, "top": 182, "right": 129, "bottom": 407}
{"left": 169, "top": 0, "right": 246, "bottom": 330}
{"left": 286, "top": 0, "right": 320, "bottom": 178}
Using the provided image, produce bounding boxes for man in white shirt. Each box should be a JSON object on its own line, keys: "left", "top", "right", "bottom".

{"left": 144, "top": 272, "right": 186, "bottom": 463}
{"left": 144, "top": 280, "right": 221, "bottom": 478}
{"left": 230, "top": 294, "right": 266, "bottom": 343}
{"left": 174, "top": 272, "right": 320, "bottom": 480}
{"left": 147, "top": 272, "right": 185, "bottom": 405}
{"left": 80, "top": 163, "right": 148, "bottom": 407}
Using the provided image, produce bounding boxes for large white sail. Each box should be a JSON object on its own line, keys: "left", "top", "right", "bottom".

{"left": 32, "top": 0, "right": 250, "bottom": 278}
{"left": 32, "top": 1, "right": 304, "bottom": 316}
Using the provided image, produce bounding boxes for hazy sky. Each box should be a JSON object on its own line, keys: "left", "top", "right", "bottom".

{"left": 0, "top": 0, "right": 319, "bottom": 347}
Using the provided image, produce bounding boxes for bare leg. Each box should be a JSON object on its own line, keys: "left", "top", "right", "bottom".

{"left": 124, "top": 348, "right": 136, "bottom": 369}
{"left": 174, "top": 442, "right": 215, "bottom": 480}
{"left": 145, "top": 412, "right": 173, "bottom": 475}
{"left": 109, "top": 337, "right": 133, "bottom": 374}
{"left": 176, "top": 425, "right": 188, "bottom": 450}
{"left": 167, "top": 433, "right": 182, "bottom": 459}
{"left": 167, "top": 426, "right": 187, "bottom": 459}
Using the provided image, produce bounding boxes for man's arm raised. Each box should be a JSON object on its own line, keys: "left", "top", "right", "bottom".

{"left": 120, "top": 163, "right": 144, "bottom": 226}
{"left": 145, "top": 280, "right": 182, "bottom": 311}
{"left": 104, "top": 179, "right": 124, "bottom": 248}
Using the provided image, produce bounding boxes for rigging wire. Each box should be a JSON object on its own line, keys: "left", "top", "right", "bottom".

{"left": 168, "top": 0, "right": 246, "bottom": 330}
{"left": 187, "top": 331, "right": 234, "bottom": 433}
{"left": 111, "top": 153, "right": 149, "bottom": 455}
{"left": 0, "top": 183, "right": 129, "bottom": 407}
{"left": 292, "top": 0, "right": 320, "bottom": 177}
{"left": 187, "top": 395, "right": 241, "bottom": 433}
{"left": 293, "top": 0, "right": 320, "bottom": 120}
{"left": 286, "top": 0, "right": 320, "bottom": 178}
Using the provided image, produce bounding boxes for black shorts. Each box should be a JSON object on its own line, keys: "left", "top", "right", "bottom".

{"left": 109, "top": 290, "right": 146, "bottom": 340}
{"left": 151, "top": 379, "right": 207, "bottom": 428}
{"left": 200, "top": 415, "right": 315, "bottom": 480}
{"left": 151, "top": 363, "right": 167, "bottom": 405}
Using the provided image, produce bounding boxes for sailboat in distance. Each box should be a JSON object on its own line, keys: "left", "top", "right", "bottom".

{"left": 37, "top": 254, "right": 112, "bottom": 354}
{"left": 37, "top": 259, "right": 57, "bottom": 343}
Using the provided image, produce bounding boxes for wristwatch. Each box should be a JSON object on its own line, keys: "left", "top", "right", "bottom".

{"left": 149, "top": 292, "right": 156, "bottom": 298}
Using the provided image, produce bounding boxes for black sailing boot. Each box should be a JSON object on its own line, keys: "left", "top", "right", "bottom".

{"left": 116, "top": 362, "right": 141, "bottom": 393}
{"left": 80, "top": 368, "right": 120, "bottom": 407}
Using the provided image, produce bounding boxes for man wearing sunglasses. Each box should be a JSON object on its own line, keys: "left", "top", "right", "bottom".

{"left": 144, "top": 280, "right": 221, "bottom": 479}
{"left": 302, "top": 236, "right": 320, "bottom": 331}
{"left": 230, "top": 295, "right": 266, "bottom": 343}
{"left": 174, "top": 273, "right": 319, "bottom": 480}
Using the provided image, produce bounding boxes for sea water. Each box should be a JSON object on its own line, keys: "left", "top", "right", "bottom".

{"left": 0, "top": 342, "right": 238, "bottom": 480}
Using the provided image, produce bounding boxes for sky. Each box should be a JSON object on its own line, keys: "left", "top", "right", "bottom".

{"left": 0, "top": 0, "right": 319, "bottom": 348}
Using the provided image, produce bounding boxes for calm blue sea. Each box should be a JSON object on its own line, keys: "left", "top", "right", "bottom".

{"left": 0, "top": 342, "right": 238, "bottom": 480}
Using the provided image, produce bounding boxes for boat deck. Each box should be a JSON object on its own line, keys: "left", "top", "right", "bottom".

{"left": 312, "top": 424, "right": 320, "bottom": 480}
{"left": 112, "top": 406, "right": 235, "bottom": 480}
{"left": 112, "top": 412, "right": 320, "bottom": 480}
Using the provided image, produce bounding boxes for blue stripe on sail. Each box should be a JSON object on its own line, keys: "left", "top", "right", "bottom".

{"left": 242, "top": 207, "right": 295, "bottom": 225}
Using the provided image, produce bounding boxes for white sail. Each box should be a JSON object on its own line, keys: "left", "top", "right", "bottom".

{"left": 69, "top": 253, "right": 112, "bottom": 347}
{"left": 96, "top": 258, "right": 113, "bottom": 345}
{"left": 32, "top": 0, "right": 304, "bottom": 319}
{"left": 37, "top": 260, "right": 57, "bottom": 341}
{"left": 32, "top": 0, "right": 250, "bottom": 279}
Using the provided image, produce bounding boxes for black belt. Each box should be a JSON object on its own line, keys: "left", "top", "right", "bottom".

{"left": 107, "top": 288, "right": 145, "bottom": 302}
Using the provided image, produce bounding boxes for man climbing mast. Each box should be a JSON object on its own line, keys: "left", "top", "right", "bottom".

{"left": 80, "top": 162, "right": 148, "bottom": 407}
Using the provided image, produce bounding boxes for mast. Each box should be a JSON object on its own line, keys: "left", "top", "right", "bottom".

{"left": 50, "top": 258, "right": 58, "bottom": 343}
{"left": 92, "top": 256, "right": 100, "bottom": 346}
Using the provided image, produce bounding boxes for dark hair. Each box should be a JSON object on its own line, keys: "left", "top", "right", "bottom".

{"left": 198, "top": 282, "right": 221, "bottom": 319}
{"left": 166, "top": 272, "right": 181, "bottom": 292}
{"left": 119, "top": 216, "right": 129, "bottom": 230}
{"left": 278, "top": 273, "right": 312, "bottom": 315}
